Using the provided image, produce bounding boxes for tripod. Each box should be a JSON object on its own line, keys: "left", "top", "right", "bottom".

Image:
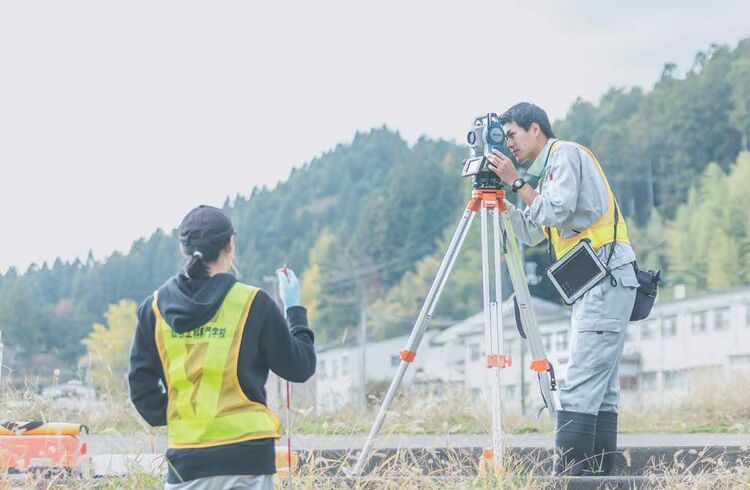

{"left": 350, "top": 184, "right": 559, "bottom": 475}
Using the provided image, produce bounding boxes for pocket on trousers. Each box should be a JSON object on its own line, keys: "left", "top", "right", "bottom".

{"left": 573, "top": 317, "right": 621, "bottom": 370}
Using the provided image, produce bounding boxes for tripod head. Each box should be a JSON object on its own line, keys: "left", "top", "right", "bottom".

{"left": 461, "top": 113, "right": 509, "bottom": 190}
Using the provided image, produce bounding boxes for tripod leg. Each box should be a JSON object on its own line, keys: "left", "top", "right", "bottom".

{"left": 482, "top": 207, "right": 504, "bottom": 470}
{"left": 498, "top": 210, "right": 559, "bottom": 419}
{"left": 350, "top": 207, "right": 476, "bottom": 476}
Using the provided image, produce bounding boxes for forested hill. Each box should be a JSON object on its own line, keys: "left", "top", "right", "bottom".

{"left": 555, "top": 40, "right": 750, "bottom": 222}
{"left": 0, "top": 129, "right": 467, "bottom": 371}
{"left": 1, "top": 38, "right": 749, "bottom": 375}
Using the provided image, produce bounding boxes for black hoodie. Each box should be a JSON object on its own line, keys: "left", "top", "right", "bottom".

{"left": 128, "top": 273, "right": 315, "bottom": 484}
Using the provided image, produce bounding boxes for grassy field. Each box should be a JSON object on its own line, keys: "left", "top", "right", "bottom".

{"left": 2, "top": 374, "right": 750, "bottom": 436}
{"left": 2, "top": 376, "right": 750, "bottom": 488}
{"left": 3, "top": 449, "right": 750, "bottom": 489}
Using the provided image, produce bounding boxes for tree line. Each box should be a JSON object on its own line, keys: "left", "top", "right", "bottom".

{"left": 1, "top": 38, "right": 749, "bottom": 379}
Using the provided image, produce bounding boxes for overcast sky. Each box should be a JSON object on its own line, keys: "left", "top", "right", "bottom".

{"left": 1, "top": 1, "right": 749, "bottom": 273}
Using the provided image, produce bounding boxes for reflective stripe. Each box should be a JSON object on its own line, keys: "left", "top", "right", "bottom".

{"left": 547, "top": 144, "right": 630, "bottom": 259}
{"left": 154, "top": 283, "right": 282, "bottom": 449}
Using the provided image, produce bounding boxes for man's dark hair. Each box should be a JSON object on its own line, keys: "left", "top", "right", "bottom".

{"left": 499, "top": 102, "right": 556, "bottom": 138}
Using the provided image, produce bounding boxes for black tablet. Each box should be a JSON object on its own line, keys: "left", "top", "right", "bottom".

{"left": 546, "top": 240, "right": 607, "bottom": 305}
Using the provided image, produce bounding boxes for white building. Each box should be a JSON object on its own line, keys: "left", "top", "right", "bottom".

{"left": 315, "top": 331, "right": 440, "bottom": 413}
{"left": 430, "top": 295, "right": 574, "bottom": 415}
{"left": 312, "top": 286, "right": 750, "bottom": 414}
{"left": 624, "top": 286, "right": 750, "bottom": 405}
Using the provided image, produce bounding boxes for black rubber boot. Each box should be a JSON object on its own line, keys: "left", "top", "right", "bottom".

{"left": 553, "top": 410, "right": 597, "bottom": 476}
{"left": 592, "top": 410, "right": 618, "bottom": 476}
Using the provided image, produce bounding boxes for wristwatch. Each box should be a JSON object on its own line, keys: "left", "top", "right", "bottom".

{"left": 511, "top": 178, "right": 527, "bottom": 193}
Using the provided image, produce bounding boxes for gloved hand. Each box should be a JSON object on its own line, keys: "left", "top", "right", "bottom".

{"left": 276, "top": 266, "right": 301, "bottom": 309}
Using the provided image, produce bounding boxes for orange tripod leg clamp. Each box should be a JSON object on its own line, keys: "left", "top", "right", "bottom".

{"left": 486, "top": 355, "right": 512, "bottom": 368}
{"left": 399, "top": 349, "right": 416, "bottom": 362}
{"left": 530, "top": 358, "right": 550, "bottom": 372}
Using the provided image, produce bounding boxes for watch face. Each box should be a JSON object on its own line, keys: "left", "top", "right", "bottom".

{"left": 513, "top": 178, "right": 524, "bottom": 190}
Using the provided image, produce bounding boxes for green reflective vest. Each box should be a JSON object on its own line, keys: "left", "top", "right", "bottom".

{"left": 154, "top": 282, "right": 281, "bottom": 449}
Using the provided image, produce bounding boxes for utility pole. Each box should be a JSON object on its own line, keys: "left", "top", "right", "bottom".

{"left": 649, "top": 160, "right": 656, "bottom": 212}
{"left": 359, "top": 308, "right": 367, "bottom": 409}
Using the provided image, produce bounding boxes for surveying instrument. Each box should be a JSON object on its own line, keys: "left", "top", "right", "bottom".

{"left": 350, "top": 113, "right": 559, "bottom": 475}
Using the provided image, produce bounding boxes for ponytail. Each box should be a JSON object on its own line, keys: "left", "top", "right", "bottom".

{"left": 181, "top": 237, "right": 230, "bottom": 280}
{"left": 185, "top": 250, "right": 210, "bottom": 279}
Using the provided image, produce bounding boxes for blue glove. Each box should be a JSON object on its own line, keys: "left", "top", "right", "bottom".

{"left": 276, "top": 267, "right": 300, "bottom": 309}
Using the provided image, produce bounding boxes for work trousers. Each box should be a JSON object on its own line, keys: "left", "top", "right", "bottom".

{"left": 165, "top": 474, "right": 274, "bottom": 490}
{"left": 559, "top": 263, "right": 638, "bottom": 414}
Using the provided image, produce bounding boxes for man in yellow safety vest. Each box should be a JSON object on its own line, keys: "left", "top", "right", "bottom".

{"left": 487, "top": 102, "right": 638, "bottom": 476}
{"left": 128, "top": 205, "right": 315, "bottom": 489}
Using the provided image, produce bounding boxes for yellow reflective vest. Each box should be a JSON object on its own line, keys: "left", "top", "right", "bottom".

{"left": 153, "top": 282, "right": 281, "bottom": 449}
{"left": 544, "top": 142, "right": 630, "bottom": 260}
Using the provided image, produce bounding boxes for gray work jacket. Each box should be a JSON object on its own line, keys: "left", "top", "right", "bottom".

{"left": 507, "top": 138, "right": 636, "bottom": 270}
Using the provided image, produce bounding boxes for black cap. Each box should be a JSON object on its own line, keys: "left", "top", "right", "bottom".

{"left": 179, "top": 205, "right": 235, "bottom": 251}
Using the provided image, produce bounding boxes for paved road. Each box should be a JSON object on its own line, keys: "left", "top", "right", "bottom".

{"left": 86, "top": 432, "right": 750, "bottom": 454}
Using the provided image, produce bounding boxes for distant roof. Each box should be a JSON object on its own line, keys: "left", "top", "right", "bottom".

{"left": 654, "top": 285, "right": 750, "bottom": 306}
{"left": 432, "top": 294, "right": 569, "bottom": 344}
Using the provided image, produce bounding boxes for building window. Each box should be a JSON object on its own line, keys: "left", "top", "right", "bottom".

{"left": 745, "top": 304, "right": 750, "bottom": 327}
{"left": 619, "top": 376, "right": 638, "bottom": 390}
{"left": 691, "top": 312, "right": 707, "bottom": 334}
{"left": 715, "top": 308, "right": 731, "bottom": 331}
{"left": 642, "top": 320, "right": 657, "bottom": 340}
{"left": 341, "top": 355, "right": 350, "bottom": 375}
{"left": 661, "top": 316, "right": 677, "bottom": 337}
{"left": 639, "top": 372, "right": 658, "bottom": 390}
{"left": 504, "top": 385, "right": 516, "bottom": 399}
{"left": 470, "top": 343, "right": 482, "bottom": 361}
{"left": 664, "top": 370, "right": 687, "bottom": 390}
{"left": 332, "top": 359, "right": 339, "bottom": 379}
{"left": 390, "top": 355, "right": 400, "bottom": 367}
{"left": 731, "top": 355, "right": 750, "bottom": 368}
{"left": 555, "top": 331, "right": 568, "bottom": 351}
{"left": 318, "top": 360, "right": 327, "bottom": 379}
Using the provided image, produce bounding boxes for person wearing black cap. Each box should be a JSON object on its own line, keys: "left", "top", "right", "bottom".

{"left": 128, "top": 205, "right": 316, "bottom": 489}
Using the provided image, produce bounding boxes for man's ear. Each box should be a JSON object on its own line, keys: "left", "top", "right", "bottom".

{"left": 531, "top": 121, "right": 542, "bottom": 137}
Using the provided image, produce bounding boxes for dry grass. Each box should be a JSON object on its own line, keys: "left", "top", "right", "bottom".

{"left": 301, "top": 372, "right": 750, "bottom": 436}
{"left": 640, "top": 447, "right": 750, "bottom": 489}
{"left": 3, "top": 444, "right": 750, "bottom": 489}
{"left": 292, "top": 389, "right": 551, "bottom": 436}
{"left": 3, "top": 375, "right": 750, "bottom": 438}
{"left": 4, "top": 370, "right": 750, "bottom": 438}
{"left": 3, "top": 375, "right": 750, "bottom": 488}
{"left": 0, "top": 472, "right": 162, "bottom": 489}
{"left": 620, "top": 372, "right": 750, "bottom": 434}
{"left": 0, "top": 382, "right": 161, "bottom": 436}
